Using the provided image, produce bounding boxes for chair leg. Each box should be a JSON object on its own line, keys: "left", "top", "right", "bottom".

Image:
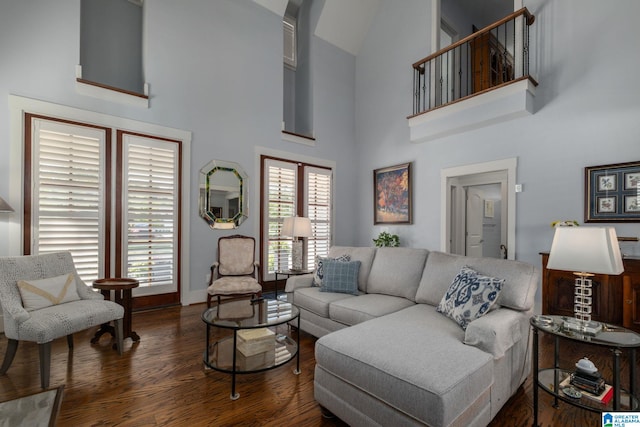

{"left": 114, "top": 318, "right": 124, "bottom": 356}
{"left": 67, "top": 334, "right": 74, "bottom": 349}
{"left": 38, "top": 342, "right": 51, "bottom": 389}
{"left": 0, "top": 339, "right": 19, "bottom": 375}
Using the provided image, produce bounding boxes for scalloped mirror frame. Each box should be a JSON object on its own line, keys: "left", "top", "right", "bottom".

{"left": 199, "top": 160, "right": 248, "bottom": 229}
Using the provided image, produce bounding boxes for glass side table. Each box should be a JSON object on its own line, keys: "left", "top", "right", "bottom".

{"left": 531, "top": 315, "right": 640, "bottom": 426}
{"left": 274, "top": 269, "right": 312, "bottom": 298}
{"left": 202, "top": 298, "right": 300, "bottom": 400}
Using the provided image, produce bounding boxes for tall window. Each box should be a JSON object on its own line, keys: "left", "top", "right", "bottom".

{"left": 25, "top": 115, "right": 181, "bottom": 308}
{"left": 119, "top": 132, "right": 180, "bottom": 291}
{"left": 283, "top": 0, "right": 313, "bottom": 137}
{"left": 28, "top": 117, "right": 109, "bottom": 279}
{"left": 80, "top": 0, "right": 144, "bottom": 94}
{"left": 261, "top": 156, "right": 332, "bottom": 280}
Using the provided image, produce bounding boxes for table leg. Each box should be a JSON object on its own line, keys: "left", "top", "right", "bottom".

{"left": 613, "top": 348, "right": 621, "bottom": 410}
{"left": 631, "top": 348, "right": 637, "bottom": 404}
{"left": 553, "top": 336, "right": 560, "bottom": 408}
{"left": 204, "top": 323, "right": 211, "bottom": 370}
{"left": 532, "top": 326, "right": 539, "bottom": 427}
{"left": 91, "top": 289, "right": 115, "bottom": 343}
{"left": 123, "top": 289, "right": 140, "bottom": 341}
{"left": 231, "top": 330, "right": 239, "bottom": 400}
{"left": 294, "top": 314, "right": 301, "bottom": 375}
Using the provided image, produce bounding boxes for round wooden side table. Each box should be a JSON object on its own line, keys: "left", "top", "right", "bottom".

{"left": 91, "top": 278, "right": 141, "bottom": 344}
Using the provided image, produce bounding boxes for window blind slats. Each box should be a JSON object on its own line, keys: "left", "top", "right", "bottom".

{"left": 33, "top": 125, "right": 104, "bottom": 282}
{"left": 263, "top": 158, "right": 332, "bottom": 276}
{"left": 265, "top": 160, "right": 297, "bottom": 273}
{"left": 306, "top": 168, "right": 332, "bottom": 267}
{"left": 124, "top": 138, "right": 178, "bottom": 288}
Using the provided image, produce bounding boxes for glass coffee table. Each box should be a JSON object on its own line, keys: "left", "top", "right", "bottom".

{"left": 202, "top": 298, "right": 300, "bottom": 400}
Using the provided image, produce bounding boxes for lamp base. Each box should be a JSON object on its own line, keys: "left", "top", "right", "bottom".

{"left": 562, "top": 317, "right": 602, "bottom": 335}
{"left": 291, "top": 240, "right": 303, "bottom": 271}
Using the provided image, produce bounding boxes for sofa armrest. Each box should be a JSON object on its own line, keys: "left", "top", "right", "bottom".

{"left": 284, "top": 274, "right": 314, "bottom": 292}
{"left": 463, "top": 308, "right": 524, "bottom": 359}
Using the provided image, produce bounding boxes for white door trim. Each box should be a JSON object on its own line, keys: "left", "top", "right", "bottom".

{"left": 441, "top": 158, "right": 517, "bottom": 259}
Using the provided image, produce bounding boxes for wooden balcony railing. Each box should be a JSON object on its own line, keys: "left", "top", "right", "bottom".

{"left": 411, "top": 8, "right": 536, "bottom": 116}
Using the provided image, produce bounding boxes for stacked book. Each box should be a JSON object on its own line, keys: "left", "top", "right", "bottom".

{"left": 560, "top": 374, "right": 613, "bottom": 405}
{"left": 236, "top": 328, "right": 275, "bottom": 370}
{"left": 570, "top": 370, "right": 605, "bottom": 395}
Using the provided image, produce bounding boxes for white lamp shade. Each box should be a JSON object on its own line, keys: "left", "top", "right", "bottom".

{"left": 281, "top": 216, "right": 312, "bottom": 238}
{"left": 547, "top": 227, "right": 624, "bottom": 275}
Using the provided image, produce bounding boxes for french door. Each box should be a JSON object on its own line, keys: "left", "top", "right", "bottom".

{"left": 260, "top": 156, "right": 332, "bottom": 281}
{"left": 25, "top": 114, "right": 181, "bottom": 309}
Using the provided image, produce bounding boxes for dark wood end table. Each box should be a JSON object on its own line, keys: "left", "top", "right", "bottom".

{"left": 91, "top": 278, "right": 141, "bottom": 345}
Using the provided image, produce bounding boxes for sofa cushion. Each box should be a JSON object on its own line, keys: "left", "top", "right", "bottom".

{"left": 328, "top": 247, "right": 377, "bottom": 292}
{"left": 312, "top": 254, "right": 351, "bottom": 287}
{"left": 366, "top": 247, "right": 428, "bottom": 301}
{"left": 329, "top": 293, "right": 415, "bottom": 326}
{"left": 437, "top": 266, "right": 504, "bottom": 330}
{"left": 294, "top": 287, "right": 355, "bottom": 318}
{"left": 320, "top": 260, "right": 361, "bottom": 295}
{"left": 315, "top": 304, "right": 493, "bottom": 427}
{"left": 17, "top": 273, "right": 80, "bottom": 311}
{"left": 416, "top": 251, "right": 539, "bottom": 311}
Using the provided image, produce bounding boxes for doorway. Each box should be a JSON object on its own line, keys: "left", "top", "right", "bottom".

{"left": 441, "top": 158, "right": 516, "bottom": 260}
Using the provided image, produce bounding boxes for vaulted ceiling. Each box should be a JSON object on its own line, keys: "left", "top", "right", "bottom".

{"left": 253, "top": 0, "right": 513, "bottom": 56}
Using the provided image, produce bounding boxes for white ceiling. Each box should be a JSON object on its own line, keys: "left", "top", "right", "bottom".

{"left": 254, "top": 0, "right": 513, "bottom": 57}
{"left": 253, "top": 0, "right": 379, "bottom": 56}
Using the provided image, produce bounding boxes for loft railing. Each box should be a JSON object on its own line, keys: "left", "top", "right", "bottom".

{"left": 412, "top": 8, "right": 536, "bottom": 116}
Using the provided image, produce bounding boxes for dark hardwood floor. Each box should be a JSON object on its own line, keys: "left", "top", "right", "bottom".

{"left": 0, "top": 304, "right": 634, "bottom": 426}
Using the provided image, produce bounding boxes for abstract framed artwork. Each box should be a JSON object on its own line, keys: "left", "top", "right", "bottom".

{"left": 585, "top": 160, "right": 640, "bottom": 222}
{"left": 373, "top": 162, "right": 412, "bottom": 224}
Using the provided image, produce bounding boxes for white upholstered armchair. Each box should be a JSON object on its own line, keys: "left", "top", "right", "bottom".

{"left": 207, "top": 235, "right": 262, "bottom": 307}
{"left": 0, "top": 252, "right": 124, "bottom": 389}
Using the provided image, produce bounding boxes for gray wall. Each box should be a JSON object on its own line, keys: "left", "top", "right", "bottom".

{"left": 354, "top": 0, "right": 640, "bottom": 310}
{"left": 0, "top": 0, "right": 357, "bottom": 297}
{"left": 1, "top": 0, "right": 639, "bottom": 312}
{"left": 80, "top": 0, "right": 144, "bottom": 93}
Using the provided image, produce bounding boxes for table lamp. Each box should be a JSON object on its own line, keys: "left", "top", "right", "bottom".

{"left": 281, "top": 216, "right": 312, "bottom": 271}
{"left": 547, "top": 226, "right": 624, "bottom": 334}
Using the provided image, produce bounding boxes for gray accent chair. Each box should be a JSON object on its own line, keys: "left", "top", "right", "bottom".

{"left": 0, "top": 252, "right": 124, "bottom": 389}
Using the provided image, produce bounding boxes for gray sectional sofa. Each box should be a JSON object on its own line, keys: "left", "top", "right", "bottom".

{"left": 284, "top": 246, "right": 539, "bottom": 427}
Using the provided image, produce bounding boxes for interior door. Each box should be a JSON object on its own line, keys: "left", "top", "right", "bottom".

{"left": 466, "top": 187, "right": 484, "bottom": 257}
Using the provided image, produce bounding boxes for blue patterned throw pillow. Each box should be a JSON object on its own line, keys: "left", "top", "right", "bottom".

{"left": 437, "top": 266, "right": 504, "bottom": 330}
{"left": 312, "top": 254, "right": 351, "bottom": 287}
{"left": 320, "top": 259, "right": 361, "bottom": 295}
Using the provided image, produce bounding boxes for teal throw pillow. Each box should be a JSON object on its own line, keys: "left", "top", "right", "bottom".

{"left": 312, "top": 254, "right": 351, "bottom": 287}
{"left": 320, "top": 259, "right": 361, "bottom": 295}
{"left": 437, "top": 266, "right": 504, "bottom": 330}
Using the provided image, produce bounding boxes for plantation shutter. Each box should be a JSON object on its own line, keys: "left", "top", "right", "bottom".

{"left": 283, "top": 15, "right": 297, "bottom": 69}
{"left": 262, "top": 157, "right": 332, "bottom": 280}
{"left": 32, "top": 119, "right": 106, "bottom": 281}
{"left": 121, "top": 133, "right": 179, "bottom": 291}
{"left": 305, "top": 166, "right": 332, "bottom": 267}
{"left": 264, "top": 159, "right": 297, "bottom": 277}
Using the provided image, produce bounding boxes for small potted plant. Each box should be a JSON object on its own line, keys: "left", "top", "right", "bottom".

{"left": 373, "top": 231, "right": 400, "bottom": 247}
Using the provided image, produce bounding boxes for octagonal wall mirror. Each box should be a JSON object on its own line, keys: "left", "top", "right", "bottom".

{"left": 199, "top": 160, "right": 248, "bottom": 229}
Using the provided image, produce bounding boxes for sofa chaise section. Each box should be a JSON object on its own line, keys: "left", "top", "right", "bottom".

{"left": 315, "top": 304, "right": 494, "bottom": 427}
